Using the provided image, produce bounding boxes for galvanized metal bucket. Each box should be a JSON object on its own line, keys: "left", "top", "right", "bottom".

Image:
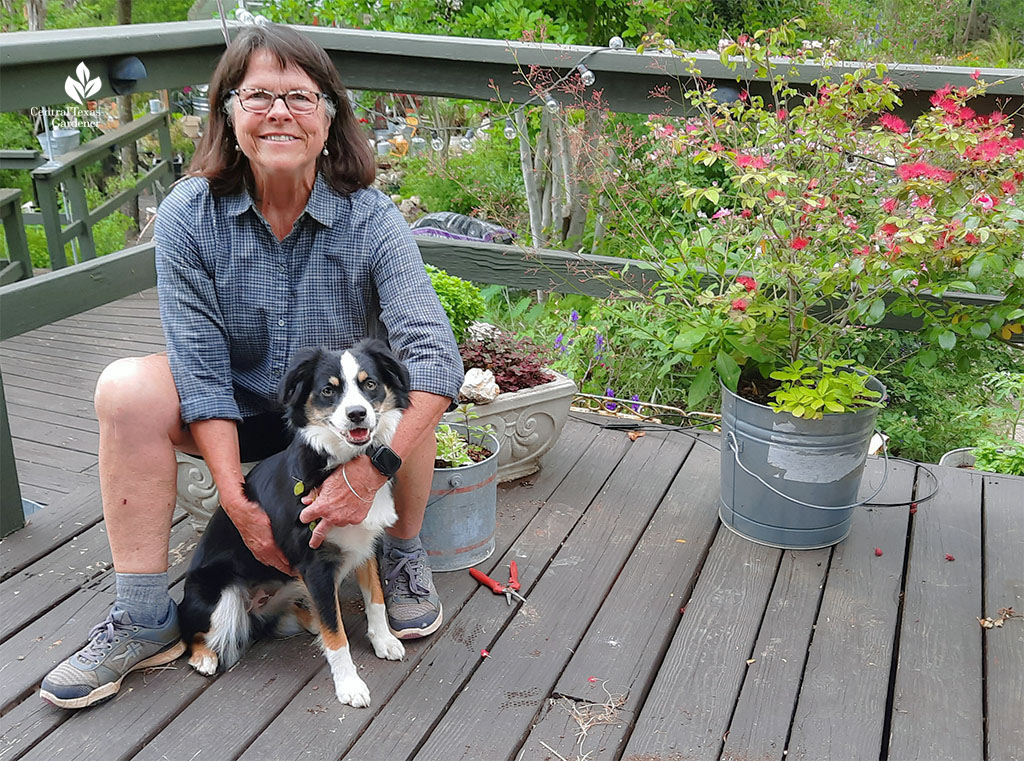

{"left": 420, "top": 425, "right": 500, "bottom": 571}
{"left": 719, "top": 376, "right": 887, "bottom": 550}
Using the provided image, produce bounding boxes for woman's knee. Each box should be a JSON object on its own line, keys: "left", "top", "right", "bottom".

{"left": 94, "top": 355, "right": 181, "bottom": 431}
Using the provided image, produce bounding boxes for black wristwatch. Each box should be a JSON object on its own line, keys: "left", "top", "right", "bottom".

{"left": 366, "top": 444, "right": 402, "bottom": 479}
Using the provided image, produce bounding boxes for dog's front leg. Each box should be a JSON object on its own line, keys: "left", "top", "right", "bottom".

{"left": 303, "top": 565, "right": 371, "bottom": 708}
{"left": 356, "top": 555, "right": 404, "bottom": 661}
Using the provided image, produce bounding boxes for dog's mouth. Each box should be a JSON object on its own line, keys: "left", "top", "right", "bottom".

{"left": 344, "top": 427, "right": 372, "bottom": 445}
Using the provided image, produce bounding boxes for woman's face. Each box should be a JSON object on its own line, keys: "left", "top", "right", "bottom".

{"left": 230, "top": 50, "right": 331, "bottom": 185}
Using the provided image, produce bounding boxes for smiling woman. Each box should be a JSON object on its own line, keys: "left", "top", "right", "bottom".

{"left": 39, "top": 24, "right": 463, "bottom": 710}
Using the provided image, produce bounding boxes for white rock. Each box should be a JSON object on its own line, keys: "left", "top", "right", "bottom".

{"left": 460, "top": 368, "right": 500, "bottom": 403}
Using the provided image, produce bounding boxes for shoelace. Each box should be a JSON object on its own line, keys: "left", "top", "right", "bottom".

{"left": 79, "top": 611, "right": 132, "bottom": 664}
{"left": 383, "top": 550, "right": 432, "bottom": 598}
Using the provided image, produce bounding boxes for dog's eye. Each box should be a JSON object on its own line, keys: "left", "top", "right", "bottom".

{"left": 364, "top": 380, "right": 377, "bottom": 391}
{"left": 320, "top": 386, "right": 336, "bottom": 398}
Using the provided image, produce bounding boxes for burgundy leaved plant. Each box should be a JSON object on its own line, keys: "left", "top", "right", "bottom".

{"left": 459, "top": 334, "right": 554, "bottom": 393}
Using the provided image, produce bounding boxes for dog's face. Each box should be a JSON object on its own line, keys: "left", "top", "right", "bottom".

{"left": 280, "top": 340, "right": 411, "bottom": 460}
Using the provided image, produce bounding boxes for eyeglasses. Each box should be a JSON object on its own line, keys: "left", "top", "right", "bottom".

{"left": 229, "top": 88, "right": 331, "bottom": 115}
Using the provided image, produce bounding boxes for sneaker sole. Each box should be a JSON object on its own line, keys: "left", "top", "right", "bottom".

{"left": 389, "top": 601, "right": 443, "bottom": 640}
{"left": 40, "top": 639, "right": 186, "bottom": 709}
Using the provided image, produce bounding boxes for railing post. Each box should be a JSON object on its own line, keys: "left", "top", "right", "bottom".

{"left": 0, "top": 188, "right": 33, "bottom": 285}
{"left": 156, "top": 112, "right": 174, "bottom": 204}
{"left": 63, "top": 166, "right": 97, "bottom": 262}
{"left": 33, "top": 174, "right": 69, "bottom": 269}
{"left": 0, "top": 368, "right": 26, "bottom": 537}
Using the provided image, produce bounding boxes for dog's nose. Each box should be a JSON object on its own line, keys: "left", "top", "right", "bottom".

{"left": 346, "top": 406, "right": 367, "bottom": 424}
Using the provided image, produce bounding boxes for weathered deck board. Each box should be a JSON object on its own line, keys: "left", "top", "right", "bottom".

{"left": 889, "top": 466, "right": 984, "bottom": 761}
{"left": 621, "top": 530, "right": 780, "bottom": 761}
{"left": 412, "top": 432, "right": 690, "bottom": 761}
{"left": 982, "top": 476, "right": 1024, "bottom": 761}
{"left": 785, "top": 459, "right": 916, "bottom": 761}
{"left": 0, "top": 486, "right": 104, "bottom": 581}
{"left": 338, "top": 428, "right": 630, "bottom": 761}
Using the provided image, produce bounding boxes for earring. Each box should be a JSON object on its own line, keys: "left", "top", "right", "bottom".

{"left": 322, "top": 146, "right": 329, "bottom": 156}
{"left": 234, "top": 144, "right": 241, "bottom": 152}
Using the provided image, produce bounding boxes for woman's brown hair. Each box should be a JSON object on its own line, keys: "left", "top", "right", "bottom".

{"left": 189, "top": 24, "right": 375, "bottom": 197}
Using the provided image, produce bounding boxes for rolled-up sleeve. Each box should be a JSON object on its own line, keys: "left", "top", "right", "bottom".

{"left": 368, "top": 197, "right": 463, "bottom": 401}
{"left": 154, "top": 182, "right": 241, "bottom": 423}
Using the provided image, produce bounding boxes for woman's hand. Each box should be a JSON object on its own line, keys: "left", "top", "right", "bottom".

{"left": 299, "top": 456, "right": 387, "bottom": 549}
{"left": 223, "top": 495, "right": 295, "bottom": 575}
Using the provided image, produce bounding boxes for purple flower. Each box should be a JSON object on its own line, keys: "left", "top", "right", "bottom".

{"left": 605, "top": 387, "right": 617, "bottom": 411}
{"left": 630, "top": 394, "right": 641, "bottom": 412}
{"left": 554, "top": 333, "right": 566, "bottom": 353}
{"left": 595, "top": 334, "right": 604, "bottom": 351}
{"left": 570, "top": 309, "right": 579, "bottom": 324}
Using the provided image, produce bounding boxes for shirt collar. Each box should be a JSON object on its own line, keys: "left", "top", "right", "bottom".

{"left": 226, "top": 173, "right": 337, "bottom": 227}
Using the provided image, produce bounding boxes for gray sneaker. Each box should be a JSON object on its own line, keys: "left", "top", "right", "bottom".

{"left": 381, "top": 541, "right": 443, "bottom": 639}
{"left": 40, "top": 605, "right": 185, "bottom": 709}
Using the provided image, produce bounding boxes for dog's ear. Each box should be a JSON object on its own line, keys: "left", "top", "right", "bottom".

{"left": 359, "top": 339, "right": 411, "bottom": 409}
{"left": 279, "top": 347, "right": 324, "bottom": 425}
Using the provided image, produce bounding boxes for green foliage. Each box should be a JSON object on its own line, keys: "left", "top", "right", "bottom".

{"left": 398, "top": 127, "right": 526, "bottom": 225}
{"left": 426, "top": 264, "right": 485, "bottom": 343}
{"left": 435, "top": 423, "right": 473, "bottom": 467}
{"left": 972, "top": 440, "right": 1024, "bottom": 476}
{"left": 768, "top": 360, "right": 883, "bottom": 419}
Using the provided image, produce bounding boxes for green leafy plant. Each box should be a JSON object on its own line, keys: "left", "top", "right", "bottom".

{"left": 435, "top": 423, "right": 473, "bottom": 468}
{"left": 426, "top": 264, "right": 485, "bottom": 343}
{"left": 971, "top": 440, "right": 1024, "bottom": 476}
{"left": 768, "top": 359, "right": 883, "bottom": 419}
{"left": 435, "top": 404, "right": 495, "bottom": 468}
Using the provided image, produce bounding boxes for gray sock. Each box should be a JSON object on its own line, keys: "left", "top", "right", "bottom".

{"left": 383, "top": 534, "right": 422, "bottom": 554}
{"left": 114, "top": 572, "right": 172, "bottom": 627}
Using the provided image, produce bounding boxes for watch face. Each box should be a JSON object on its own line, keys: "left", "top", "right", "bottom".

{"left": 371, "top": 445, "right": 402, "bottom": 477}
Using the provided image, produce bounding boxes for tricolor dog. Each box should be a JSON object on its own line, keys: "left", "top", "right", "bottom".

{"left": 179, "top": 340, "right": 410, "bottom": 707}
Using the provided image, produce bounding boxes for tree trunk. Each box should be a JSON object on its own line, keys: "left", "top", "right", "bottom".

{"left": 25, "top": 0, "right": 45, "bottom": 30}
{"left": 116, "top": 0, "right": 140, "bottom": 230}
{"left": 515, "top": 110, "right": 543, "bottom": 249}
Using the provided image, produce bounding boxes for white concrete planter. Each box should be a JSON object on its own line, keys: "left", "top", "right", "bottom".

{"left": 445, "top": 371, "right": 577, "bottom": 483}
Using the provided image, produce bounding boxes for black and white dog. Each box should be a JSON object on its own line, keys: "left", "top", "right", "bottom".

{"left": 179, "top": 340, "right": 410, "bottom": 707}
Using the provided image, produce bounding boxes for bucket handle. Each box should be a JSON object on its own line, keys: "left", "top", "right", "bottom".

{"left": 725, "top": 429, "right": 890, "bottom": 511}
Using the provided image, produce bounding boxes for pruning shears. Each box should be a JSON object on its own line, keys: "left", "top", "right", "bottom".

{"left": 470, "top": 561, "right": 527, "bottom": 605}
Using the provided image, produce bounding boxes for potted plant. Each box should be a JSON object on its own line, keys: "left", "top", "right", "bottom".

{"left": 447, "top": 328, "right": 577, "bottom": 482}
{"left": 426, "top": 266, "right": 577, "bottom": 482}
{"left": 576, "top": 21, "right": 1023, "bottom": 547}
{"left": 939, "top": 371, "right": 1024, "bottom": 475}
{"left": 420, "top": 409, "right": 500, "bottom": 571}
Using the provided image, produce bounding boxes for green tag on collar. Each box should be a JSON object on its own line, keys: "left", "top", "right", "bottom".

{"left": 293, "top": 480, "right": 304, "bottom": 496}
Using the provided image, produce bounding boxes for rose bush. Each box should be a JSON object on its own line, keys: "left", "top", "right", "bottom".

{"left": 597, "top": 20, "right": 1024, "bottom": 417}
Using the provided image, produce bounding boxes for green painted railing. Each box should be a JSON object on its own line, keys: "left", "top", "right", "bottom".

{"left": 28, "top": 111, "right": 174, "bottom": 271}
{"left": 0, "top": 189, "right": 33, "bottom": 286}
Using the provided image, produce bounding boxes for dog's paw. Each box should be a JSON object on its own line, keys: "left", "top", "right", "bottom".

{"left": 369, "top": 630, "right": 405, "bottom": 661}
{"left": 334, "top": 675, "right": 371, "bottom": 708}
{"left": 188, "top": 650, "right": 219, "bottom": 676}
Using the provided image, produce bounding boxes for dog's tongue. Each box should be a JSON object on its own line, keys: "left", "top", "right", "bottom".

{"left": 349, "top": 428, "right": 370, "bottom": 443}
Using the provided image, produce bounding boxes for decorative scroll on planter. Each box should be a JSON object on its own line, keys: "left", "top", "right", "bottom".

{"left": 174, "top": 452, "right": 256, "bottom": 533}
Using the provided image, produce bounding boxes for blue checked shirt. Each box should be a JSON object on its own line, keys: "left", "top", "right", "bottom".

{"left": 153, "top": 174, "right": 463, "bottom": 424}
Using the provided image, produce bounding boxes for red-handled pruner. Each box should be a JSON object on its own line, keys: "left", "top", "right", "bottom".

{"left": 470, "top": 565, "right": 527, "bottom": 605}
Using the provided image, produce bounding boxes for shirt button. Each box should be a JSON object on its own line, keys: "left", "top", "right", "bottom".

{"left": 278, "top": 319, "right": 285, "bottom": 327}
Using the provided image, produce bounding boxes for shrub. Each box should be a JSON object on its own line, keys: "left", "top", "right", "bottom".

{"left": 426, "top": 265, "right": 484, "bottom": 343}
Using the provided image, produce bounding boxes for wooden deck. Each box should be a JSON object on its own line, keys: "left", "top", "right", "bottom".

{"left": 1, "top": 290, "right": 1022, "bottom": 761}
